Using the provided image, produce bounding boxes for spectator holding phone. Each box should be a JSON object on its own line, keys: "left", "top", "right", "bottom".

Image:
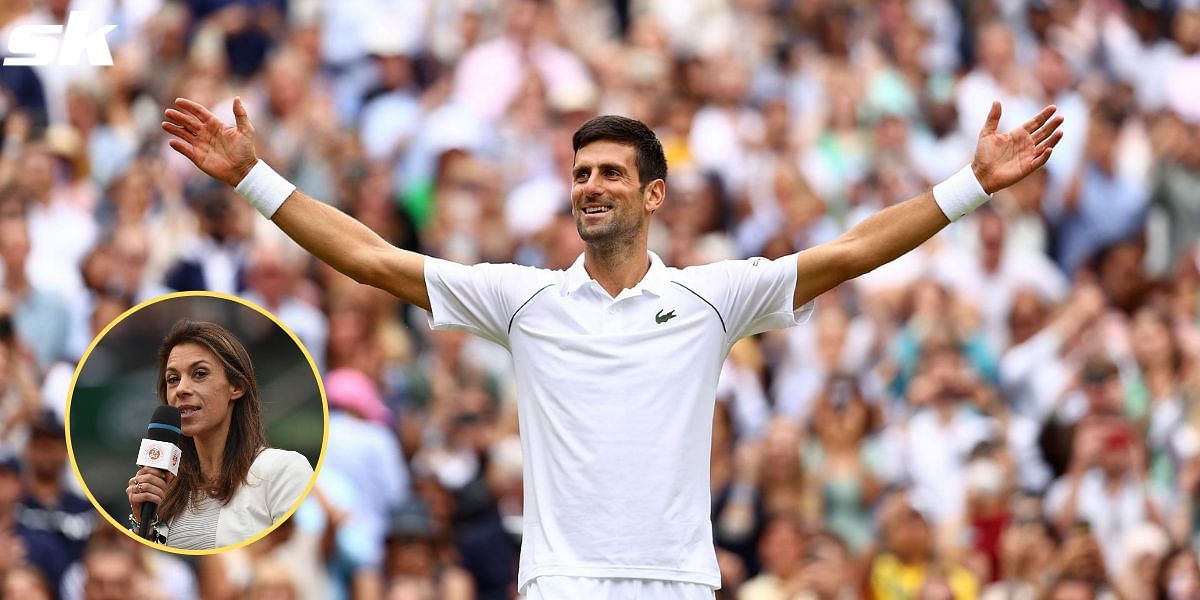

{"left": 1045, "top": 417, "right": 1165, "bottom": 575}
{"left": 805, "top": 374, "right": 883, "bottom": 553}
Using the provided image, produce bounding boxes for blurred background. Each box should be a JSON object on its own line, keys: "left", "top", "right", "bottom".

{"left": 70, "top": 294, "right": 324, "bottom": 528}
{"left": 0, "top": 0, "right": 1199, "bottom": 599}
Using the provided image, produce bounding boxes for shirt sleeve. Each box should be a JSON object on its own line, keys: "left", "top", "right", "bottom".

{"left": 265, "top": 450, "right": 315, "bottom": 523}
{"left": 423, "top": 257, "right": 547, "bottom": 349}
{"left": 695, "top": 253, "right": 814, "bottom": 344}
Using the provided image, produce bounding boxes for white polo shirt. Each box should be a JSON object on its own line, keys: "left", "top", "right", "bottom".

{"left": 424, "top": 251, "right": 813, "bottom": 591}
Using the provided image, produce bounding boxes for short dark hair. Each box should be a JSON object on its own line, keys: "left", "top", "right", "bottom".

{"left": 572, "top": 115, "right": 667, "bottom": 187}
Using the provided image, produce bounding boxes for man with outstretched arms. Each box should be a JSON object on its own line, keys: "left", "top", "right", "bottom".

{"left": 162, "top": 96, "right": 1062, "bottom": 599}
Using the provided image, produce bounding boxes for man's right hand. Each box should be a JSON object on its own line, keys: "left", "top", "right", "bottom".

{"left": 162, "top": 97, "right": 258, "bottom": 187}
{"left": 162, "top": 97, "right": 431, "bottom": 309}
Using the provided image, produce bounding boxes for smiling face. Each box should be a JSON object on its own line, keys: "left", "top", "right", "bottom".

{"left": 571, "top": 140, "right": 663, "bottom": 248}
{"left": 164, "top": 342, "right": 243, "bottom": 439}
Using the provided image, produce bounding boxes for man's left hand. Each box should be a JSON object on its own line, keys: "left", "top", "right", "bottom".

{"left": 971, "top": 102, "right": 1064, "bottom": 194}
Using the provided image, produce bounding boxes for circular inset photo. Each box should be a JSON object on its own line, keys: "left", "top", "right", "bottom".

{"left": 66, "top": 292, "right": 327, "bottom": 554}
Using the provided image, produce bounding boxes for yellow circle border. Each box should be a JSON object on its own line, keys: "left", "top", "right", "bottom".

{"left": 64, "top": 290, "right": 330, "bottom": 556}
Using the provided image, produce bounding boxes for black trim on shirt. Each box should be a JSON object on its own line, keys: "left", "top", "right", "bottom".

{"left": 671, "top": 281, "right": 726, "bottom": 333}
{"left": 508, "top": 284, "right": 556, "bottom": 333}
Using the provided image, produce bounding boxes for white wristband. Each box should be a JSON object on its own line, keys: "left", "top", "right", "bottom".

{"left": 234, "top": 159, "right": 296, "bottom": 219}
{"left": 932, "top": 164, "right": 991, "bottom": 222}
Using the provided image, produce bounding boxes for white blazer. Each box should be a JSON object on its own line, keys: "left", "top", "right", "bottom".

{"left": 162, "top": 448, "right": 314, "bottom": 548}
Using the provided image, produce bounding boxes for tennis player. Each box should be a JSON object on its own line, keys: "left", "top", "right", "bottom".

{"left": 162, "top": 96, "right": 1061, "bottom": 598}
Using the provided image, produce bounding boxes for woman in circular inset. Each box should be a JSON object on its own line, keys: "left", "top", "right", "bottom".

{"left": 125, "top": 320, "right": 313, "bottom": 549}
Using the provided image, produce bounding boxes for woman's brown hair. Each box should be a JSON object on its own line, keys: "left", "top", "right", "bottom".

{"left": 155, "top": 319, "right": 266, "bottom": 523}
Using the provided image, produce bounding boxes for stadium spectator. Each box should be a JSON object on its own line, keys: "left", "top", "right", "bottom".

{"left": 452, "top": 0, "right": 594, "bottom": 123}
{"left": 242, "top": 242, "right": 329, "bottom": 371}
{"left": 0, "top": 452, "right": 64, "bottom": 590}
{"left": 0, "top": 207, "right": 71, "bottom": 372}
{"left": 1045, "top": 418, "right": 1163, "bottom": 575}
{"left": 59, "top": 524, "right": 197, "bottom": 600}
{"left": 17, "top": 411, "right": 93, "bottom": 567}
{"left": 0, "top": 562, "right": 52, "bottom": 600}
{"left": 804, "top": 373, "right": 884, "bottom": 554}
{"left": 319, "top": 368, "right": 409, "bottom": 575}
{"left": 79, "top": 544, "right": 135, "bottom": 600}
{"left": 737, "top": 516, "right": 807, "bottom": 599}
{"left": 1043, "top": 108, "right": 1148, "bottom": 274}
{"left": 163, "top": 186, "right": 252, "bottom": 293}
{"left": 979, "top": 507, "right": 1056, "bottom": 600}
{"left": 868, "top": 493, "right": 978, "bottom": 600}
{"left": 0, "top": 307, "right": 42, "bottom": 454}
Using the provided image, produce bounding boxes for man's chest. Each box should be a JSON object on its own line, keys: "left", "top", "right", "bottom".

{"left": 507, "top": 289, "right": 729, "bottom": 379}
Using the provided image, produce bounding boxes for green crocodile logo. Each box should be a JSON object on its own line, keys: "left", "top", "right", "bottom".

{"left": 655, "top": 309, "right": 677, "bottom": 324}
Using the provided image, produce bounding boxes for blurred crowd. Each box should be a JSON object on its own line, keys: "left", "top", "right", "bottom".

{"left": 1, "top": 0, "right": 1200, "bottom": 598}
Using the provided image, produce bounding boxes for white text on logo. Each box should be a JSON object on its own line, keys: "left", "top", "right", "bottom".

{"left": 3, "top": 11, "right": 117, "bottom": 67}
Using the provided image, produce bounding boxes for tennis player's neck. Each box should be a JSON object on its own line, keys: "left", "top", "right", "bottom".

{"left": 583, "top": 243, "right": 651, "bottom": 299}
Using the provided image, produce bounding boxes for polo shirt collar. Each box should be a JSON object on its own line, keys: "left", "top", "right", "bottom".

{"left": 563, "top": 251, "right": 670, "bottom": 297}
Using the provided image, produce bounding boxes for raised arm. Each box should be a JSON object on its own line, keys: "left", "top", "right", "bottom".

{"left": 792, "top": 102, "right": 1064, "bottom": 309}
{"left": 161, "top": 97, "right": 430, "bottom": 310}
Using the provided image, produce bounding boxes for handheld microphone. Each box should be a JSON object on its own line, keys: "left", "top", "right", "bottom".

{"left": 135, "top": 405, "right": 182, "bottom": 539}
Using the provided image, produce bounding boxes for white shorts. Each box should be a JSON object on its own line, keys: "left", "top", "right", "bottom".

{"left": 523, "top": 576, "right": 716, "bottom": 600}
